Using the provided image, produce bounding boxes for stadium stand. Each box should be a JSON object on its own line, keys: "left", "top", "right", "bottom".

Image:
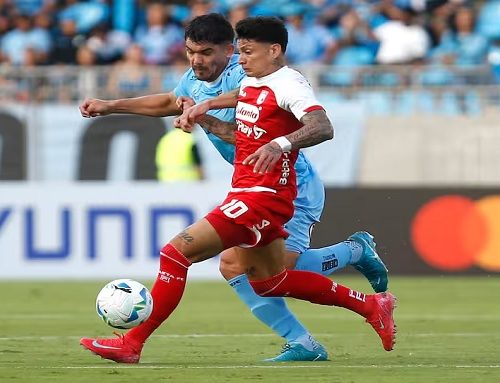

{"left": 0, "top": 0, "right": 499, "bottom": 116}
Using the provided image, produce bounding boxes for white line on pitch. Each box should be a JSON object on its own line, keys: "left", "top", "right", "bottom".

{"left": 2, "top": 365, "right": 500, "bottom": 370}
{"left": 1, "top": 332, "right": 499, "bottom": 341}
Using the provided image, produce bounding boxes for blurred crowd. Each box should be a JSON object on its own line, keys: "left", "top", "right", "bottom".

{"left": 1, "top": 0, "right": 500, "bottom": 90}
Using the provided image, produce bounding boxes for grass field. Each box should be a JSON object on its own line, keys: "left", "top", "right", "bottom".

{"left": 1, "top": 276, "right": 499, "bottom": 383}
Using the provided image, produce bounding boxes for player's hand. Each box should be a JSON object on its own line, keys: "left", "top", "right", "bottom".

{"left": 173, "top": 115, "right": 194, "bottom": 133}
{"left": 79, "top": 98, "right": 111, "bottom": 118}
{"left": 181, "top": 102, "right": 211, "bottom": 125}
{"left": 243, "top": 141, "right": 283, "bottom": 174}
{"left": 174, "top": 101, "right": 210, "bottom": 133}
{"left": 175, "top": 96, "right": 195, "bottom": 111}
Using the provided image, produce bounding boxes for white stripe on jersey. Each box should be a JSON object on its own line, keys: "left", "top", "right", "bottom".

{"left": 230, "top": 186, "right": 277, "bottom": 193}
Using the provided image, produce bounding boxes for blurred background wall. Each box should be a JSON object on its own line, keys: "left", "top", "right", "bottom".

{"left": 1, "top": 0, "right": 499, "bottom": 279}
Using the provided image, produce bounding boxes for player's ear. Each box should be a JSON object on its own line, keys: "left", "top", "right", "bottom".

{"left": 224, "top": 42, "right": 235, "bottom": 58}
{"left": 270, "top": 43, "right": 282, "bottom": 59}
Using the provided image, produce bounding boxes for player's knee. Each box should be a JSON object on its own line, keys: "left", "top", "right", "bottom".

{"left": 219, "top": 252, "right": 245, "bottom": 281}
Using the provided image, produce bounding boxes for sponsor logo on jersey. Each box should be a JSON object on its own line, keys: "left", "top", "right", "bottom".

{"left": 256, "top": 90, "right": 269, "bottom": 105}
{"left": 236, "top": 102, "right": 260, "bottom": 123}
{"left": 236, "top": 120, "right": 267, "bottom": 139}
{"left": 278, "top": 152, "right": 291, "bottom": 185}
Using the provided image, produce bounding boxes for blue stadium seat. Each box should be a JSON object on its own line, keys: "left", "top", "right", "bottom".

{"left": 440, "top": 92, "right": 461, "bottom": 115}
{"left": 322, "top": 47, "right": 375, "bottom": 86}
{"left": 416, "top": 66, "right": 456, "bottom": 86}
{"left": 359, "top": 91, "right": 392, "bottom": 115}
{"left": 465, "top": 91, "right": 482, "bottom": 116}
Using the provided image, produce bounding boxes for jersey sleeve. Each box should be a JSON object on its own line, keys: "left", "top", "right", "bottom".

{"left": 173, "top": 70, "right": 193, "bottom": 98}
{"left": 276, "top": 73, "right": 324, "bottom": 121}
{"left": 230, "top": 66, "right": 247, "bottom": 89}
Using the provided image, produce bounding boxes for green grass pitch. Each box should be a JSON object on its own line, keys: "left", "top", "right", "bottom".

{"left": 1, "top": 276, "right": 499, "bottom": 383}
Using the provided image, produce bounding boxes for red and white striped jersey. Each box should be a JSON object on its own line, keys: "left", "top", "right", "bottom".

{"left": 232, "top": 66, "right": 324, "bottom": 203}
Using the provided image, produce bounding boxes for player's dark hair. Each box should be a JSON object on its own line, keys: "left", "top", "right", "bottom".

{"left": 235, "top": 17, "right": 288, "bottom": 53}
{"left": 185, "top": 13, "right": 234, "bottom": 44}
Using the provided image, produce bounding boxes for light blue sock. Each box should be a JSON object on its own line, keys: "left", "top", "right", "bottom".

{"left": 294, "top": 241, "right": 363, "bottom": 276}
{"left": 228, "top": 274, "right": 308, "bottom": 342}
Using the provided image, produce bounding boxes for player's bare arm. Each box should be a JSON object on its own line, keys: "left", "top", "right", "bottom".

{"left": 287, "top": 109, "right": 334, "bottom": 149}
{"left": 244, "top": 110, "right": 333, "bottom": 174}
{"left": 79, "top": 93, "right": 182, "bottom": 118}
{"left": 179, "top": 88, "right": 240, "bottom": 127}
{"left": 174, "top": 113, "right": 236, "bottom": 144}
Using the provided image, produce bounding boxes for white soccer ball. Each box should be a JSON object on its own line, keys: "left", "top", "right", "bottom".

{"left": 96, "top": 279, "right": 153, "bottom": 329}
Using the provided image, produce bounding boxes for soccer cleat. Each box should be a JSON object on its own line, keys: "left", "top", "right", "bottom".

{"left": 349, "top": 231, "right": 389, "bottom": 293}
{"left": 264, "top": 341, "right": 329, "bottom": 362}
{"left": 366, "top": 292, "right": 397, "bottom": 351}
{"left": 80, "top": 332, "right": 142, "bottom": 363}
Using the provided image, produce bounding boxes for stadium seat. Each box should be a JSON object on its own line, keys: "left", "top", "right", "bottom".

{"left": 416, "top": 66, "right": 456, "bottom": 86}
{"left": 359, "top": 91, "right": 392, "bottom": 115}
{"left": 440, "top": 92, "right": 460, "bottom": 115}
{"left": 322, "top": 47, "right": 375, "bottom": 86}
{"left": 465, "top": 91, "right": 482, "bottom": 116}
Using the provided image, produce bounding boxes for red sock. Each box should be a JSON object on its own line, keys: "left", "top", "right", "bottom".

{"left": 250, "top": 269, "right": 374, "bottom": 318}
{"left": 126, "top": 244, "right": 191, "bottom": 345}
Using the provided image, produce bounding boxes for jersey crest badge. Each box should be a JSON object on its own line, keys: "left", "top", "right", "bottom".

{"left": 256, "top": 90, "right": 269, "bottom": 105}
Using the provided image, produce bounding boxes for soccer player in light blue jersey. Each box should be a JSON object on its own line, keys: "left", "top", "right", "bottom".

{"left": 79, "top": 13, "right": 389, "bottom": 362}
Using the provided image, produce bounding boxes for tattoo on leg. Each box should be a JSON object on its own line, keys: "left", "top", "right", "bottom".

{"left": 178, "top": 230, "right": 194, "bottom": 244}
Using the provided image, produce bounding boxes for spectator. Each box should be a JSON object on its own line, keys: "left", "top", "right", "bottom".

{"left": 107, "top": 44, "right": 158, "bottom": 97}
{"left": 226, "top": 2, "right": 250, "bottom": 28}
{"left": 12, "top": 0, "right": 55, "bottom": 17}
{"left": 372, "top": 3, "right": 430, "bottom": 64}
{"left": 161, "top": 45, "right": 189, "bottom": 91}
{"left": 0, "top": 14, "right": 51, "bottom": 65}
{"left": 430, "top": 7, "right": 488, "bottom": 66}
{"left": 0, "top": 0, "right": 16, "bottom": 35}
{"left": 76, "top": 44, "right": 96, "bottom": 66}
{"left": 188, "top": 0, "right": 215, "bottom": 20}
{"left": 58, "top": 0, "right": 109, "bottom": 34}
{"left": 283, "top": 3, "right": 337, "bottom": 65}
{"left": 50, "top": 16, "right": 85, "bottom": 64}
{"left": 134, "top": 2, "right": 183, "bottom": 65}
{"left": 86, "top": 23, "right": 131, "bottom": 64}
{"left": 451, "top": 6, "right": 488, "bottom": 66}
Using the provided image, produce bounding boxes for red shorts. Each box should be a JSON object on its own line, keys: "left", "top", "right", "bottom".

{"left": 205, "top": 191, "right": 294, "bottom": 249}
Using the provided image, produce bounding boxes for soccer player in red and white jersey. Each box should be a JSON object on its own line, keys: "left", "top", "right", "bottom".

{"left": 80, "top": 16, "right": 396, "bottom": 364}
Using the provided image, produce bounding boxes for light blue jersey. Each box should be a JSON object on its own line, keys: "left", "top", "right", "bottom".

{"left": 174, "top": 54, "right": 325, "bottom": 252}
{"left": 174, "top": 54, "right": 242, "bottom": 164}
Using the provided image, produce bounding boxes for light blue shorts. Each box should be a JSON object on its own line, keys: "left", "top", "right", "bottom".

{"left": 284, "top": 168, "right": 325, "bottom": 254}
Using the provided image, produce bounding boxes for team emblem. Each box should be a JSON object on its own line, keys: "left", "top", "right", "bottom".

{"left": 256, "top": 90, "right": 269, "bottom": 105}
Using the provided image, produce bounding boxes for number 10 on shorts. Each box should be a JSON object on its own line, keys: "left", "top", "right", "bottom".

{"left": 220, "top": 199, "right": 249, "bottom": 218}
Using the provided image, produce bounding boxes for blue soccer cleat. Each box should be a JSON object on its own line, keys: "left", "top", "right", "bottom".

{"left": 265, "top": 341, "right": 329, "bottom": 362}
{"left": 349, "top": 231, "right": 388, "bottom": 293}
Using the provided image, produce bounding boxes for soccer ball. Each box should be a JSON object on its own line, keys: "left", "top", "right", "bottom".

{"left": 96, "top": 279, "right": 153, "bottom": 329}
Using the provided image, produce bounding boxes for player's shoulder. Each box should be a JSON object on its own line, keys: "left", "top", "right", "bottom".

{"left": 278, "top": 67, "right": 312, "bottom": 87}
{"left": 223, "top": 54, "right": 245, "bottom": 83}
{"left": 178, "top": 67, "right": 199, "bottom": 87}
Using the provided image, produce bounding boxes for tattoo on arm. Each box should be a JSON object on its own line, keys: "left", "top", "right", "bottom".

{"left": 287, "top": 110, "right": 334, "bottom": 149}
{"left": 197, "top": 115, "right": 237, "bottom": 144}
{"left": 177, "top": 230, "right": 194, "bottom": 244}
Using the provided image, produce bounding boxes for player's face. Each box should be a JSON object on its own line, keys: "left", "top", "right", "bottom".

{"left": 237, "top": 39, "right": 281, "bottom": 78}
{"left": 185, "top": 39, "right": 234, "bottom": 82}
